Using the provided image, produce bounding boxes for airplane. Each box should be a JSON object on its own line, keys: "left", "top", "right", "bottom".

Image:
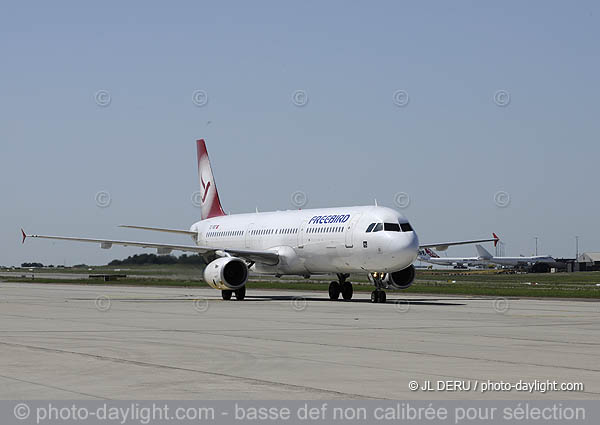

{"left": 473, "top": 244, "right": 556, "bottom": 270}
{"left": 418, "top": 247, "right": 487, "bottom": 268}
{"left": 21, "top": 139, "right": 498, "bottom": 303}
{"left": 419, "top": 243, "right": 556, "bottom": 272}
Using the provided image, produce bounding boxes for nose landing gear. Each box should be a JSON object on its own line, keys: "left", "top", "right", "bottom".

{"left": 328, "top": 273, "right": 353, "bottom": 301}
{"left": 370, "top": 272, "right": 387, "bottom": 303}
{"left": 370, "top": 289, "right": 386, "bottom": 303}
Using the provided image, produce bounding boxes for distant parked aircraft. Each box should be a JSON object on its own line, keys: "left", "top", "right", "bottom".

{"left": 419, "top": 240, "right": 556, "bottom": 272}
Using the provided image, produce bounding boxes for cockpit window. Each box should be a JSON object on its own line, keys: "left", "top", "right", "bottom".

{"left": 372, "top": 223, "right": 383, "bottom": 232}
{"left": 400, "top": 222, "right": 413, "bottom": 232}
{"left": 365, "top": 223, "right": 376, "bottom": 233}
{"left": 384, "top": 223, "right": 401, "bottom": 232}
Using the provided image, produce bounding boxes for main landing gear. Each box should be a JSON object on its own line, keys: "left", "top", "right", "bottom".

{"left": 328, "top": 273, "right": 353, "bottom": 301}
{"left": 222, "top": 286, "right": 246, "bottom": 301}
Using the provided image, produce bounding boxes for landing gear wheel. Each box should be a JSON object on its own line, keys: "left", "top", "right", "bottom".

{"left": 328, "top": 281, "right": 341, "bottom": 300}
{"left": 371, "top": 290, "right": 386, "bottom": 303}
{"left": 222, "top": 290, "right": 233, "bottom": 300}
{"left": 341, "top": 282, "right": 353, "bottom": 301}
{"left": 234, "top": 286, "right": 246, "bottom": 301}
{"left": 379, "top": 291, "right": 386, "bottom": 303}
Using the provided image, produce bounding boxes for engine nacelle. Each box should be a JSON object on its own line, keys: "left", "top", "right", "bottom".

{"left": 385, "top": 265, "right": 415, "bottom": 289}
{"left": 368, "top": 265, "right": 416, "bottom": 290}
{"left": 203, "top": 257, "right": 248, "bottom": 290}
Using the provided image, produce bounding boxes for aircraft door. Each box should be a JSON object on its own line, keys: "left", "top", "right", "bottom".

{"left": 297, "top": 220, "right": 308, "bottom": 248}
{"left": 344, "top": 214, "right": 362, "bottom": 248}
{"left": 245, "top": 223, "right": 255, "bottom": 249}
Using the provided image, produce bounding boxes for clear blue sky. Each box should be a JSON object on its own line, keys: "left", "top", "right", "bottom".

{"left": 1, "top": 1, "right": 598, "bottom": 266}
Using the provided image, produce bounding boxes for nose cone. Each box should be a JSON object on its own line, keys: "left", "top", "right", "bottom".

{"left": 388, "top": 231, "right": 419, "bottom": 270}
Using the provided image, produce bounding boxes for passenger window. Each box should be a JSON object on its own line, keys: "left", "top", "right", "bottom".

{"left": 366, "top": 223, "right": 376, "bottom": 232}
{"left": 373, "top": 223, "right": 383, "bottom": 232}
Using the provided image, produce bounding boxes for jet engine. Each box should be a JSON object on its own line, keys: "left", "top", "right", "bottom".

{"left": 369, "top": 265, "right": 416, "bottom": 290}
{"left": 203, "top": 257, "right": 248, "bottom": 290}
{"left": 385, "top": 265, "right": 415, "bottom": 289}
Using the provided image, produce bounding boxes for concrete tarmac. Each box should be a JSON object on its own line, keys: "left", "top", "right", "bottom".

{"left": 0, "top": 282, "right": 598, "bottom": 399}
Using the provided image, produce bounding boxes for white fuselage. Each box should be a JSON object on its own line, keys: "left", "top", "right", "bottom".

{"left": 419, "top": 256, "right": 485, "bottom": 267}
{"left": 190, "top": 206, "right": 419, "bottom": 275}
{"left": 485, "top": 256, "right": 556, "bottom": 267}
{"left": 419, "top": 254, "right": 555, "bottom": 268}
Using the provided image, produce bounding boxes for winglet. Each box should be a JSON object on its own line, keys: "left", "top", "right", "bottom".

{"left": 493, "top": 233, "right": 499, "bottom": 247}
{"left": 21, "top": 228, "right": 27, "bottom": 244}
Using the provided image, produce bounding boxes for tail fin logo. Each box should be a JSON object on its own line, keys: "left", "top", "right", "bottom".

{"left": 196, "top": 139, "right": 226, "bottom": 220}
{"left": 201, "top": 175, "right": 211, "bottom": 203}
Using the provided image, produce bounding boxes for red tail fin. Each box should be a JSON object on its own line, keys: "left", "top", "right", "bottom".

{"left": 493, "top": 233, "right": 499, "bottom": 247}
{"left": 197, "top": 139, "right": 226, "bottom": 220}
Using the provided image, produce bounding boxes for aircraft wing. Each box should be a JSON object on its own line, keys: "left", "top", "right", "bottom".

{"left": 420, "top": 233, "right": 499, "bottom": 252}
{"left": 118, "top": 225, "right": 197, "bottom": 237}
{"left": 21, "top": 229, "right": 279, "bottom": 266}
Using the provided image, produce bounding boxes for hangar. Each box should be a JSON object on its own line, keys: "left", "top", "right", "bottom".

{"left": 576, "top": 252, "right": 600, "bottom": 272}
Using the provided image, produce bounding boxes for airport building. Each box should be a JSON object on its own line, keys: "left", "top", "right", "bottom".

{"left": 576, "top": 252, "right": 600, "bottom": 272}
